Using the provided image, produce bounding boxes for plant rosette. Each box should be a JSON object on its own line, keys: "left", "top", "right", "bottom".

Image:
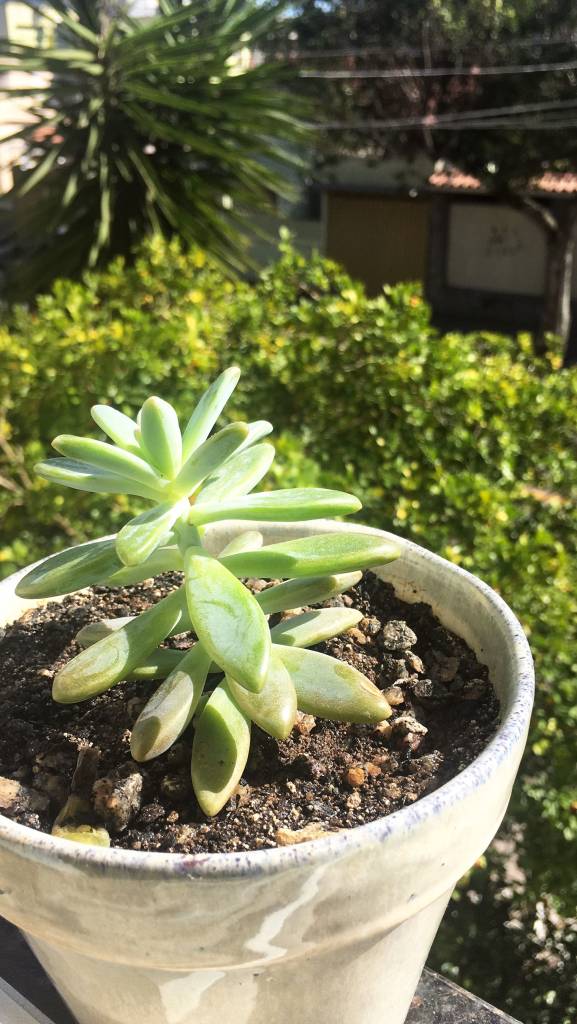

{"left": 0, "top": 370, "right": 534, "bottom": 1024}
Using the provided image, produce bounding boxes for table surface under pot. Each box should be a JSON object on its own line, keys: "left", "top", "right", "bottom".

{"left": 0, "top": 916, "right": 522, "bottom": 1024}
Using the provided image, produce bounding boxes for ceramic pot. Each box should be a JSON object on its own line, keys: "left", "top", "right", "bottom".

{"left": 0, "top": 521, "right": 534, "bottom": 1024}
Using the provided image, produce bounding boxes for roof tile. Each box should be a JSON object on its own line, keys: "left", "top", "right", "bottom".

{"left": 428, "top": 166, "right": 577, "bottom": 195}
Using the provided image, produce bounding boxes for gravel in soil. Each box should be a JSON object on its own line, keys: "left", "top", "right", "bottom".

{"left": 0, "top": 571, "right": 499, "bottom": 853}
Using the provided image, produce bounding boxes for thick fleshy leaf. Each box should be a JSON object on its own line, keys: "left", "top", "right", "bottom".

{"left": 191, "top": 681, "right": 251, "bottom": 817}
{"left": 127, "top": 649, "right": 183, "bottom": 680}
{"left": 91, "top": 405, "right": 140, "bottom": 453}
{"left": 115, "top": 500, "right": 185, "bottom": 566}
{"left": 76, "top": 616, "right": 134, "bottom": 647}
{"left": 53, "top": 587, "right": 187, "bottom": 703}
{"left": 227, "top": 651, "right": 297, "bottom": 740}
{"left": 236, "top": 420, "right": 273, "bottom": 452}
{"left": 51, "top": 436, "right": 167, "bottom": 493}
{"left": 15, "top": 538, "right": 121, "bottom": 599}
{"left": 270, "top": 608, "right": 363, "bottom": 648}
{"left": 52, "top": 824, "right": 111, "bottom": 847}
{"left": 104, "top": 545, "right": 183, "bottom": 585}
{"left": 257, "top": 572, "right": 362, "bottom": 615}
{"left": 222, "top": 533, "right": 402, "bottom": 580}
{"left": 184, "top": 548, "right": 270, "bottom": 693}
{"left": 192, "top": 693, "right": 210, "bottom": 721}
{"left": 194, "top": 443, "right": 275, "bottom": 505}
{"left": 276, "top": 646, "right": 392, "bottom": 724}
{"left": 35, "top": 458, "right": 162, "bottom": 500}
{"left": 181, "top": 367, "right": 240, "bottom": 459}
{"left": 131, "top": 644, "right": 211, "bottom": 761}
{"left": 218, "top": 531, "right": 264, "bottom": 558}
{"left": 171, "top": 422, "right": 248, "bottom": 498}
{"left": 190, "top": 487, "right": 361, "bottom": 526}
{"left": 76, "top": 605, "right": 193, "bottom": 648}
{"left": 138, "top": 396, "right": 182, "bottom": 479}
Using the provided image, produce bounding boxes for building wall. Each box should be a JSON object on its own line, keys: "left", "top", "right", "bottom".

{"left": 0, "top": 3, "right": 55, "bottom": 195}
{"left": 325, "top": 192, "right": 431, "bottom": 294}
{"left": 5, "top": 2, "right": 54, "bottom": 45}
{"left": 320, "top": 154, "right": 435, "bottom": 192}
{"left": 248, "top": 212, "right": 322, "bottom": 269}
{"left": 447, "top": 202, "right": 547, "bottom": 296}
{"left": 446, "top": 199, "right": 577, "bottom": 297}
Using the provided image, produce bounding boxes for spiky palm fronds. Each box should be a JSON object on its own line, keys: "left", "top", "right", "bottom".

{"left": 0, "top": 0, "right": 307, "bottom": 293}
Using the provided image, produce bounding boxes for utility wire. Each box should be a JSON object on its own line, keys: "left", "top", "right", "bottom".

{"left": 315, "top": 97, "right": 577, "bottom": 131}
{"left": 300, "top": 58, "right": 577, "bottom": 80}
{"left": 315, "top": 118, "right": 577, "bottom": 131}
{"left": 283, "top": 33, "right": 577, "bottom": 61}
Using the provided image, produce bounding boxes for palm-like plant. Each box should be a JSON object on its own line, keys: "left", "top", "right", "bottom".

{"left": 0, "top": 0, "right": 306, "bottom": 294}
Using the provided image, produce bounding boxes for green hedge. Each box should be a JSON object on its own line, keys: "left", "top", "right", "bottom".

{"left": 1, "top": 236, "right": 577, "bottom": 1022}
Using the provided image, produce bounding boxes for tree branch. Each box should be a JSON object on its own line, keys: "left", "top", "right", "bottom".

{"left": 498, "top": 190, "right": 559, "bottom": 236}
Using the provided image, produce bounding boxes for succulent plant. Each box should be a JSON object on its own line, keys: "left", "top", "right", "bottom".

{"left": 17, "top": 367, "right": 401, "bottom": 816}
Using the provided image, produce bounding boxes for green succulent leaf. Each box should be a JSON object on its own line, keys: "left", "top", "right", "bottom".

{"left": 127, "top": 649, "right": 183, "bottom": 680}
{"left": 236, "top": 420, "right": 273, "bottom": 451}
{"left": 194, "top": 442, "right": 275, "bottom": 505}
{"left": 91, "top": 405, "right": 140, "bottom": 453}
{"left": 181, "top": 367, "right": 240, "bottom": 460}
{"left": 276, "top": 646, "right": 392, "bottom": 724}
{"left": 184, "top": 547, "right": 270, "bottom": 693}
{"left": 15, "top": 538, "right": 122, "bottom": 598}
{"left": 227, "top": 651, "right": 297, "bottom": 740}
{"left": 172, "top": 422, "right": 249, "bottom": 498}
{"left": 191, "top": 681, "right": 251, "bottom": 817}
{"left": 138, "top": 396, "right": 182, "bottom": 479}
{"left": 53, "top": 586, "right": 187, "bottom": 702}
{"left": 52, "top": 824, "right": 111, "bottom": 847}
{"left": 257, "top": 572, "right": 362, "bottom": 615}
{"left": 222, "top": 533, "right": 401, "bottom": 580}
{"left": 115, "top": 500, "right": 186, "bottom": 566}
{"left": 35, "top": 458, "right": 162, "bottom": 500}
{"left": 270, "top": 608, "right": 363, "bottom": 648}
{"left": 75, "top": 616, "right": 135, "bottom": 647}
{"left": 104, "top": 545, "right": 184, "bottom": 586}
{"left": 131, "top": 644, "right": 211, "bottom": 761}
{"left": 76, "top": 602, "right": 193, "bottom": 648}
{"left": 52, "top": 434, "right": 168, "bottom": 492}
{"left": 190, "top": 487, "right": 360, "bottom": 526}
{"left": 218, "top": 530, "right": 264, "bottom": 558}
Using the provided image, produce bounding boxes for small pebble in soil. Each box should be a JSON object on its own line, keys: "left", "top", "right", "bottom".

{"left": 384, "top": 685, "right": 405, "bottom": 706}
{"left": 344, "top": 766, "right": 366, "bottom": 788}
{"left": 0, "top": 776, "right": 49, "bottom": 816}
{"left": 93, "top": 764, "right": 143, "bottom": 832}
{"left": 293, "top": 712, "right": 317, "bottom": 736}
{"left": 381, "top": 620, "right": 418, "bottom": 652}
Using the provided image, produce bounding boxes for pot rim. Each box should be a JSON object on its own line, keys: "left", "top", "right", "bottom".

{"left": 0, "top": 524, "right": 534, "bottom": 880}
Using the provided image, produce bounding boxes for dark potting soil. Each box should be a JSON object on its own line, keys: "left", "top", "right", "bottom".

{"left": 0, "top": 572, "right": 499, "bottom": 853}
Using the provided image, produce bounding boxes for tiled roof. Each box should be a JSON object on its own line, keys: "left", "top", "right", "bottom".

{"left": 428, "top": 170, "right": 483, "bottom": 191}
{"left": 429, "top": 167, "right": 577, "bottom": 195}
{"left": 534, "top": 171, "right": 577, "bottom": 193}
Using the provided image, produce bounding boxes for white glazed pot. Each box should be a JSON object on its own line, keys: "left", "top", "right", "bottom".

{"left": 0, "top": 521, "right": 534, "bottom": 1024}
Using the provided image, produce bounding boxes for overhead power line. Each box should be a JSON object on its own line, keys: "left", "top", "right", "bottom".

{"left": 313, "top": 119, "right": 577, "bottom": 131}
{"left": 300, "top": 58, "right": 577, "bottom": 80}
{"left": 316, "top": 118, "right": 577, "bottom": 131}
{"left": 287, "top": 33, "right": 577, "bottom": 61}
{"left": 315, "top": 96, "right": 577, "bottom": 131}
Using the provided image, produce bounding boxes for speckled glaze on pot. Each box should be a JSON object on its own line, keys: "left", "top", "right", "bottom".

{"left": 0, "top": 522, "right": 534, "bottom": 1024}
